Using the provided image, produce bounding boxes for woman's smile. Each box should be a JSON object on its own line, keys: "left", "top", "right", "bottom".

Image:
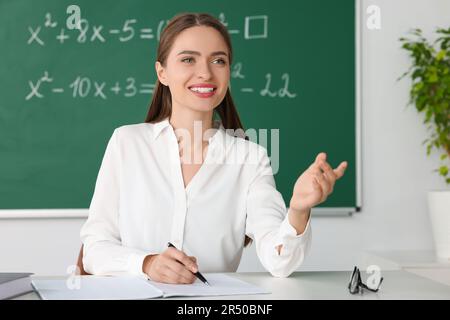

{"left": 188, "top": 83, "right": 218, "bottom": 98}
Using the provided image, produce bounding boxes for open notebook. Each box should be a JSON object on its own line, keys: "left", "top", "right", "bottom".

{"left": 31, "top": 273, "right": 269, "bottom": 300}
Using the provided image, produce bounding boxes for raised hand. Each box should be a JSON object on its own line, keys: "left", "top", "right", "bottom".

{"left": 290, "top": 152, "right": 347, "bottom": 212}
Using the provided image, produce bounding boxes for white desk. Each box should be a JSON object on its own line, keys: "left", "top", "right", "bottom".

{"left": 363, "top": 250, "right": 450, "bottom": 286}
{"left": 15, "top": 270, "right": 450, "bottom": 300}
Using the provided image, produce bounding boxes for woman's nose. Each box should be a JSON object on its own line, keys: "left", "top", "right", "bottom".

{"left": 196, "top": 61, "right": 212, "bottom": 80}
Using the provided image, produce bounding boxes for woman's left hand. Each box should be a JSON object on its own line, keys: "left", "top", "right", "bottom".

{"left": 290, "top": 152, "right": 347, "bottom": 212}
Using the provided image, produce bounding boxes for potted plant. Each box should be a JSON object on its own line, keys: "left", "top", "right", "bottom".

{"left": 399, "top": 27, "right": 450, "bottom": 261}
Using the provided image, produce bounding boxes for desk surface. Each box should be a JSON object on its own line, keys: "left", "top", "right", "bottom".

{"left": 366, "top": 250, "right": 450, "bottom": 269}
{"left": 15, "top": 270, "right": 450, "bottom": 300}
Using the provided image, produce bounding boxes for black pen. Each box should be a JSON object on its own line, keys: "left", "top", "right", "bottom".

{"left": 167, "top": 242, "right": 210, "bottom": 286}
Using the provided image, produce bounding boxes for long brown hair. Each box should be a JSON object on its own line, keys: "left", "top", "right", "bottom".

{"left": 145, "top": 13, "right": 252, "bottom": 247}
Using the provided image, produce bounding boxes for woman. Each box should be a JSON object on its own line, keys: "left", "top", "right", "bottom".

{"left": 80, "top": 13, "right": 347, "bottom": 284}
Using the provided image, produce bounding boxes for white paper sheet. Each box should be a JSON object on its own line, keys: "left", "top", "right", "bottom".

{"left": 31, "top": 273, "right": 269, "bottom": 300}
{"left": 149, "top": 273, "right": 270, "bottom": 297}
{"left": 32, "top": 276, "right": 163, "bottom": 300}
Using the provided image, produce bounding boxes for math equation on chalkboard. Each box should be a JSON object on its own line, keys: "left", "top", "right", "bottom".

{"left": 25, "top": 12, "right": 297, "bottom": 101}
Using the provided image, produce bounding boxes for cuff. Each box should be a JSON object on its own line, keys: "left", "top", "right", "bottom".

{"left": 282, "top": 208, "right": 311, "bottom": 237}
{"left": 127, "top": 252, "right": 150, "bottom": 280}
{"left": 274, "top": 209, "right": 312, "bottom": 250}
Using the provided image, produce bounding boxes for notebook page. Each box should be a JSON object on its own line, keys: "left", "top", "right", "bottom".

{"left": 148, "top": 273, "right": 270, "bottom": 298}
{"left": 32, "top": 276, "right": 163, "bottom": 300}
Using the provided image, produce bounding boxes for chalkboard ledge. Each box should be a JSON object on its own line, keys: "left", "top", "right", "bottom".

{"left": 0, "top": 208, "right": 357, "bottom": 219}
{"left": 0, "top": 209, "right": 88, "bottom": 219}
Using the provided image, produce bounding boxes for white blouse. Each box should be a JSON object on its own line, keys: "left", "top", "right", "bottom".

{"left": 80, "top": 117, "right": 312, "bottom": 278}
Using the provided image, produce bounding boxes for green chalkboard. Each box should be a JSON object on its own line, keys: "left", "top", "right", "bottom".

{"left": 0, "top": 0, "right": 358, "bottom": 210}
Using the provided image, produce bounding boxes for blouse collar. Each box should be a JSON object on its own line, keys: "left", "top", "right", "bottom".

{"left": 151, "top": 117, "right": 225, "bottom": 146}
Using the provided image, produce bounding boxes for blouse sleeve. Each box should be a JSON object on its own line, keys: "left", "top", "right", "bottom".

{"left": 245, "top": 145, "right": 312, "bottom": 278}
{"left": 79, "top": 128, "right": 149, "bottom": 278}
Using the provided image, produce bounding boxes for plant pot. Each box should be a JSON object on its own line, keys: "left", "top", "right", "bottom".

{"left": 427, "top": 190, "right": 450, "bottom": 261}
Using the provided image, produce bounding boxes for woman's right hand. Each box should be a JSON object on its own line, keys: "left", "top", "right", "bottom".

{"left": 142, "top": 247, "right": 198, "bottom": 284}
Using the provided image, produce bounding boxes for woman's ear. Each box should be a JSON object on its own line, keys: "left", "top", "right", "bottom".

{"left": 155, "top": 61, "right": 167, "bottom": 86}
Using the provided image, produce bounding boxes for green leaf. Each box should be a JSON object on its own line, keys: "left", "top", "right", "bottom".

{"left": 413, "top": 82, "right": 424, "bottom": 92}
{"left": 425, "top": 108, "right": 433, "bottom": 122}
{"left": 412, "top": 69, "right": 423, "bottom": 79}
{"left": 440, "top": 153, "right": 448, "bottom": 161}
{"left": 427, "top": 144, "right": 432, "bottom": 155}
{"left": 402, "top": 43, "right": 411, "bottom": 50}
{"left": 439, "top": 166, "right": 449, "bottom": 176}
{"left": 436, "top": 50, "right": 446, "bottom": 61}
{"left": 428, "top": 73, "right": 438, "bottom": 83}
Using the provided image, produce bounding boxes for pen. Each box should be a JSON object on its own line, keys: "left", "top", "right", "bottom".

{"left": 167, "top": 242, "right": 210, "bottom": 286}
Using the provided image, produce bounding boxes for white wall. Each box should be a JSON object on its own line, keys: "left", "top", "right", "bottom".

{"left": 1, "top": 0, "right": 449, "bottom": 276}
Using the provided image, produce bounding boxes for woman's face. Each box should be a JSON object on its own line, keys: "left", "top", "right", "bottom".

{"left": 156, "top": 26, "right": 230, "bottom": 114}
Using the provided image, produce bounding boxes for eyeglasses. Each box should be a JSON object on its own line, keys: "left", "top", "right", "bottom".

{"left": 348, "top": 266, "right": 384, "bottom": 294}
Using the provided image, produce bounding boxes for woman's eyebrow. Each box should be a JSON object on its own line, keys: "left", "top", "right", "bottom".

{"left": 177, "top": 50, "right": 228, "bottom": 57}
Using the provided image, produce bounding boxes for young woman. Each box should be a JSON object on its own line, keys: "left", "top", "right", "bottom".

{"left": 80, "top": 13, "right": 347, "bottom": 284}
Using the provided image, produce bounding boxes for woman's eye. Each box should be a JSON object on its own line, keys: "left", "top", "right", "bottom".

{"left": 213, "top": 58, "right": 226, "bottom": 65}
{"left": 181, "top": 57, "right": 194, "bottom": 63}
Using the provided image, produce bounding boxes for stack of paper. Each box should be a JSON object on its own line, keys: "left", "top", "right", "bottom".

{"left": 0, "top": 273, "right": 34, "bottom": 300}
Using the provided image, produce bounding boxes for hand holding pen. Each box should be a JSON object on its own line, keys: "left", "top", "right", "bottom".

{"left": 141, "top": 242, "right": 209, "bottom": 285}
{"left": 168, "top": 242, "right": 210, "bottom": 286}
